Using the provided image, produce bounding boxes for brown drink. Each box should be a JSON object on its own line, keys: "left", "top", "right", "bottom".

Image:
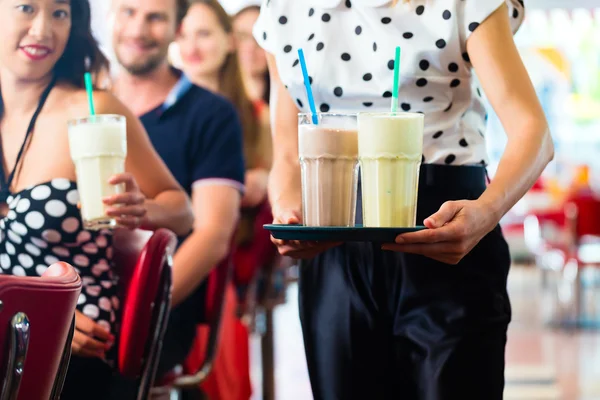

{"left": 298, "top": 113, "right": 359, "bottom": 227}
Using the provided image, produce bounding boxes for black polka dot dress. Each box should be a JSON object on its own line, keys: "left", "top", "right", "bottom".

{"left": 253, "top": 0, "right": 524, "bottom": 166}
{"left": 0, "top": 179, "right": 118, "bottom": 342}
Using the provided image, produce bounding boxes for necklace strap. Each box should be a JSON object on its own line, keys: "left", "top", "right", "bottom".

{"left": 0, "top": 76, "right": 57, "bottom": 202}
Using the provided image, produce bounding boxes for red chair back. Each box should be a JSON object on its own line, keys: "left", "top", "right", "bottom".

{"left": 567, "top": 190, "right": 600, "bottom": 238}
{"left": 0, "top": 262, "right": 81, "bottom": 400}
{"left": 178, "top": 248, "right": 233, "bottom": 387}
{"left": 113, "top": 228, "right": 177, "bottom": 399}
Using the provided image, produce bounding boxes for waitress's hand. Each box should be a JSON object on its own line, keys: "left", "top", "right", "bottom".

{"left": 271, "top": 206, "right": 341, "bottom": 259}
{"left": 381, "top": 200, "right": 499, "bottom": 265}
{"left": 103, "top": 173, "right": 147, "bottom": 230}
{"left": 72, "top": 310, "right": 114, "bottom": 359}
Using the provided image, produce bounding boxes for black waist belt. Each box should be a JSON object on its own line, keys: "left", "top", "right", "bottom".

{"left": 419, "top": 164, "right": 488, "bottom": 193}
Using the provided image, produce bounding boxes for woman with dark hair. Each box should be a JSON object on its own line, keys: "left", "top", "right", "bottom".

{"left": 233, "top": 4, "right": 270, "bottom": 105}
{"left": 0, "top": 0, "right": 193, "bottom": 398}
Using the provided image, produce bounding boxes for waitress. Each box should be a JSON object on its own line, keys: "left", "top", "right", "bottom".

{"left": 254, "top": 0, "right": 553, "bottom": 399}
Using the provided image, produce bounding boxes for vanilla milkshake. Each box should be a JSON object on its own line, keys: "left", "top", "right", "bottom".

{"left": 358, "top": 112, "right": 424, "bottom": 227}
{"left": 299, "top": 113, "right": 359, "bottom": 227}
{"left": 68, "top": 115, "right": 127, "bottom": 230}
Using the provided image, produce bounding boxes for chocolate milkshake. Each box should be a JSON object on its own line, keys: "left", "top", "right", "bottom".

{"left": 298, "top": 114, "right": 359, "bottom": 227}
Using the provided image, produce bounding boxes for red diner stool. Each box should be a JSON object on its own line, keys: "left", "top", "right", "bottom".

{"left": 150, "top": 249, "right": 234, "bottom": 399}
{"left": 0, "top": 262, "right": 81, "bottom": 400}
{"left": 524, "top": 189, "right": 600, "bottom": 327}
{"left": 112, "top": 228, "right": 177, "bottom": 400}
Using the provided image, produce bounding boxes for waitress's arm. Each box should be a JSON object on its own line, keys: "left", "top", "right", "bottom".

{"left": 469, "top": 4, "right": 554, "bottom": 220}
{"left": 265, "top": 53, "right": 339, "bottom": 258}
{"left": 386, "top": 5, "right": 553, "bottom": 263}
{"left": 266, "top": 53, "right": 303, "bottom": 217}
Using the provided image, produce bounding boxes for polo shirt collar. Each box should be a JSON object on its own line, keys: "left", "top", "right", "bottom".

{"left": 160, "top": 71, "right": 194, "bottom": 113}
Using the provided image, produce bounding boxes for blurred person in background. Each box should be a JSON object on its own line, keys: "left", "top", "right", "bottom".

{"left": 233, "top": 4, "right": 271, "bottom": 105}
{"left": 0, "top": 0, "right": 194, "bottom": 398}
{"left": 110, "top": 0, "right": 245, "bottom": 395}
{"left": 176, "top": 0, "right": 274, "bottom": 398}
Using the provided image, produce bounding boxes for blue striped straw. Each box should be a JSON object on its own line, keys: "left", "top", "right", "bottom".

{"left": 298, "top": 49, "right": 319, "bottom": 124}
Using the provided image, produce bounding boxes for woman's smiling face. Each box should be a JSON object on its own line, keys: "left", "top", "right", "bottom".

{"left": 0, "top": 0, "right": 72, "bottom": 81}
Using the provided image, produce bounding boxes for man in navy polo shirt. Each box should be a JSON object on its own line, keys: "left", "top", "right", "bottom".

{"left": 111, "top": 0, "right": 245, "bottom": 377}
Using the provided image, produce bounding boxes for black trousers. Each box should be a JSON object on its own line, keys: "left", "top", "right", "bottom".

{"left": 299, "top": 165, "right": 512, "bottom": 400}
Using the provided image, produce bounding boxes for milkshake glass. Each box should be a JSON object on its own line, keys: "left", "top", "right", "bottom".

{"left": 68, "top": 115, "right": 127, "bottom": 230}
{"left": 358, "top": 112, "right": 424, "bottom": 227}
{"left": 298, "top": 113, "right": 359, "bottom": 227}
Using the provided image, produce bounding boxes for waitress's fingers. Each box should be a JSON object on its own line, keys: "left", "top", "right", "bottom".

{"left": 395, "top": 223, "right": 462, "bottom": 244}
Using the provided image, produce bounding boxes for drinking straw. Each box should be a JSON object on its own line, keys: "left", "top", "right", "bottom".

{"left": 297, "top": 49, "right": 319, "bottom": 124}
{"left": 391, "top": 46, "right": 401, "bottom": 113}
{"left": 84, "top": 58, "right": 95, "bottom": 116}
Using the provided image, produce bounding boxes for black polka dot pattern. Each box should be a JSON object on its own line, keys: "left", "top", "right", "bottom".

{"left": 252, "top": 0, "right": 523, "bottom": 167}
{"left": 1, "top": 179, "right": 118, "bottom": 359}
{"left": 445, "top": 154, "right": 456, "bottom": 164}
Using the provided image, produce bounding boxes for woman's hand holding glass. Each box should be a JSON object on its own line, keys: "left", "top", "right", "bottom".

{"left": 382, "top": 199, "right": 499, "bottom": 265}
{"left": 102, "top": 172, "right": 147, "bottom": 230}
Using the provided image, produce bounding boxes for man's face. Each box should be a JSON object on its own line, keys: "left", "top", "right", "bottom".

{"left": 112, "top": 0, "right": 178, "bottom": 76}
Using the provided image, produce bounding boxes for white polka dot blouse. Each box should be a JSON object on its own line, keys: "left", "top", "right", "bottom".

{"left": 253, "top": 0, "right": 524, "bottom": 166}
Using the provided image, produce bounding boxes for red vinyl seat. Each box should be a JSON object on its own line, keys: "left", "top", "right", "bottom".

{"left": 524, "top": 189, "right": 600, "bottom": 326}
{"left": 112, "top": 228, "right": 177, "bottom": 400}
{"left": 0, "top": 262, "right": 81, "bottom": 400}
